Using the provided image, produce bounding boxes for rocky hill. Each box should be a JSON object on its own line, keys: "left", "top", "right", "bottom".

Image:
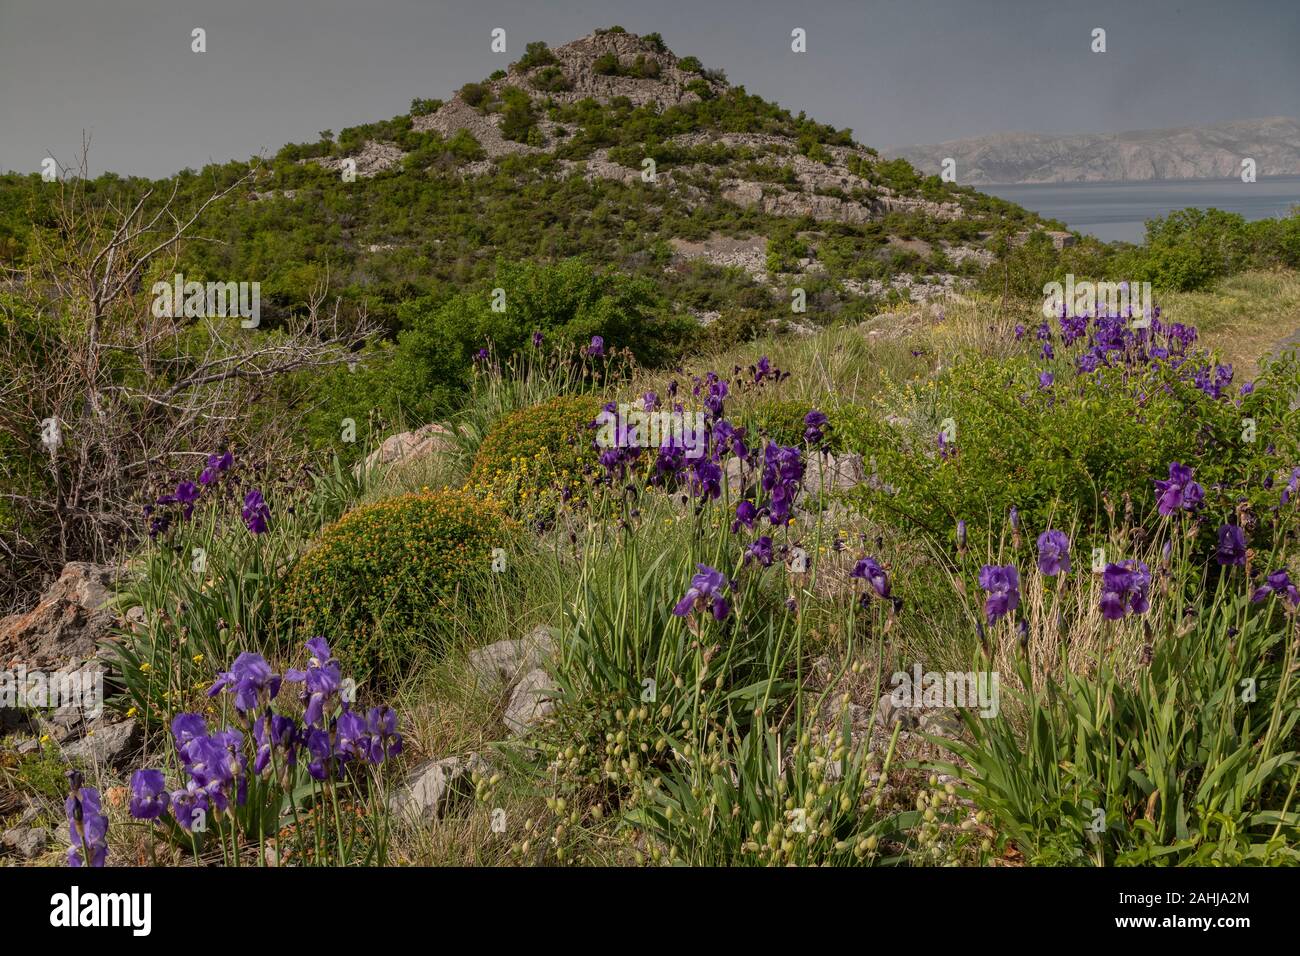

{"left": 885, "top": 117, "right": 1300, "bottom": 184}
{"left": 266, "top": 27, "right": 1056, "bottom": 319}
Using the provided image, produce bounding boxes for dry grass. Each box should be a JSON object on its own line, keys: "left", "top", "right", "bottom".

{"left": 1156, "top": 270, "right": 1300, "bottom": 378}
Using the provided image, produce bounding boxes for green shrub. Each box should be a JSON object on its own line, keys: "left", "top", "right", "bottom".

{"left": 593, "top": 52, "right": 620, "bottom": 76}
{"left": 685, "top": 78, "right": 715, "bottom": 100}
{"left": 678, "top": 55, "right": 702, "bottom": 73}
{"left": 279, "top": 490, "right": 514, "bottom": 681}
{"left": 852, "top": 347, "right": 1300, "bottom": 539}
{"left": 459, "top": 82, "right": 490, "bottom": 108}
{"left": 391, "top": 259, "right": 693, "bottom": 405}
{"left": 516, "top": 41, "right": 557, "bottom": 71}
{"left": 530, "top": 65, "right": 572, "bottom": 93}
{"left": 467, "top": 394, "right": 604, "bottom": 525}
{"left": 630, "top": 55, "right": 660, "bottom": 79}
{"left": 500, "top": 87, "right": 539, "bottom": 143}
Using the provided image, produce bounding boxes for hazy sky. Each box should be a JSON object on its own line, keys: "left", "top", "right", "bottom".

{"left": 1, "top": 0, "right": 1297, "bottom": 178}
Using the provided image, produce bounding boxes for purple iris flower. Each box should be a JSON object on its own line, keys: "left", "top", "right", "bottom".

{"left": 712, "top": 419, "right": 749, "bottom": 461}
{"left": 804, "top": 409, "right": 829, "bottom": 446}
{"left": 305, "top": 727, "right": 334, "bottom": 781}
{"left": 1282, "top": 467, "right": 1300, "bottom": 507}
{"left": 199, "top": 450, "right": 234, "bottom": 485}
{"left": 208, "top": 651, "right": 281, "bottom": 712}
{"left": 242, "top": 488, "right": 270, "bottom": 534}
{"left": 851, "top": 556, "right": 891, "bottom": 599}
{"left": 147, "top": 509, "right": 171, "bottom": 539}
{"left": 65, "top": 780, "right": 108, "bottom": 868}
{"left": 335, "top": 707, "right": 370, "bottom": 764}
{"left": 253, "top": 713, "right": 301, "bottom": 774}
{"left": 184, "top": 735, "right": 233, "bottom": 792}
{"left": 1099, "top": 561, "right": 1151, "bottom": 620}
{"left": 330, "top": 706, "right": 401, "bottom": 766}
{"left": 1251, "top": 569, "right": 1300, "bottom": 607}
{"left": 531, "top": 330, "right": 543, "bottom": 348}
{"left": 129, "top": 769, "right": 170, "bottom": 821}
{"left": 704, "top": 380, "right": 728, "bottom": 420}
{"left": 769, "top": 482, "right": 799, "bottom": 526}
{"left": 1154, "top": 462, "right": 1204, "bottom": 517}
{"left": 211, "top": 728, "right": 248, "bottom": 808}
{"left": 1060, "top": 314, "right": 1087, "bottom": 345}
{"left": 171, "top": 712, "right": 209, "bottom": 761}
{"left": 642, "top": 391, "right": 659, "bottom": 412}
{"left": 366, "top": 706, "right": 404, "bottom": 762}
{"left": 689, "top": 457, "right": 723, "bottom": 500}
{"left": 979, "top": 564, "right": 1020, "bottom": 624}
{"left": 651, "top": 442, "right": 687, "bottom": 487}
{"left": 285, "top": 637, "right": 343, "bottom": 728}
{"left": 1214, "top": 524, "right": 1247, "bottom": 567}
{"left": 744, "top": 536, "right": 774, "bottom": 567}
{"left": 1039, "top": 371, "right": 1054, "bottom": 389}
{"left": 761, "top": 446, "right": 803, "bottom": 514}
{"left": 761, "top": 443, "right": 804, "bottom": 525}
{"left": 672, "top": 564, "right": 732, "bottom": 622}
{"left": 171, "top": 481, "right": 200, "bottom": 520}
{"left": 732, "top": 499, "right": 758, "bottom": 533}
{"left": 1036, "top": 530, "right": 1071, "bottom": 576}
{"left": 956, "top": 519, "right": 967, "bottom": 550}
{"left": 171, "top": 781, "right": 210, "bottom": 832}
{"left": 588, "top": 335, "right": 605, "bottom": 358}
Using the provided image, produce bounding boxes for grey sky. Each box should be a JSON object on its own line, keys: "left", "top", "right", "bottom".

{"left": 1, "top": 0, "right": 1297, "bottom": 178}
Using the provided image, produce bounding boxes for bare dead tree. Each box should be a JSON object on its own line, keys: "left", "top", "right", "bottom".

{"left": 0, "top": 144, "right": 381, "bottom": 609}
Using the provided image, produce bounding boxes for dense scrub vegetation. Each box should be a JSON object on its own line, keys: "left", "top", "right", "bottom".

{"left": 27, "top": 286, "right": 1295, "bottom": 868}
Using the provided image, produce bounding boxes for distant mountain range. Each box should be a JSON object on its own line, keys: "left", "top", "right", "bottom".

{"left": 885, "top": 117, "right": 1300, "bottom": 185}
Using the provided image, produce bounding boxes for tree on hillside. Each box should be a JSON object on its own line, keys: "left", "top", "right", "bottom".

{"left": 0, "top": 148, "right": 380, "bottom": 608}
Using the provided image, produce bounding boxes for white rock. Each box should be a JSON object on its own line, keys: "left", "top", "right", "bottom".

{"left": 389, "top": 752, "right": 491, "bottom": 823}
{"left": 468, "top": 626, "right": 555, "bottom": 688}
{"left": 802, "top": 452, "right": 866, "bottom": 495}
{"left": 360, "top": 422, "right": 454, "bottom": 472}
{"left": 503, "top": 668, "right": 556, "bottom": 737}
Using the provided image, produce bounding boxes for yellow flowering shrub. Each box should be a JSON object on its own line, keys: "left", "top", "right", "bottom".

{"left": 278, "top": 490, "right": 514, "bottom": 680}
{"left": 467, "top": 394, "right": 604, "bottom": 525}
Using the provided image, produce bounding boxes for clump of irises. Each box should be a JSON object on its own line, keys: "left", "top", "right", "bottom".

{"left": 1028, "top": 305, "right": 1241, "bottom": 405}
{"left": 144, "top": 449, "right": 269, "bottom": 538}
{"left": 124, "top": 638, "right": 401, "bottom": 858}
